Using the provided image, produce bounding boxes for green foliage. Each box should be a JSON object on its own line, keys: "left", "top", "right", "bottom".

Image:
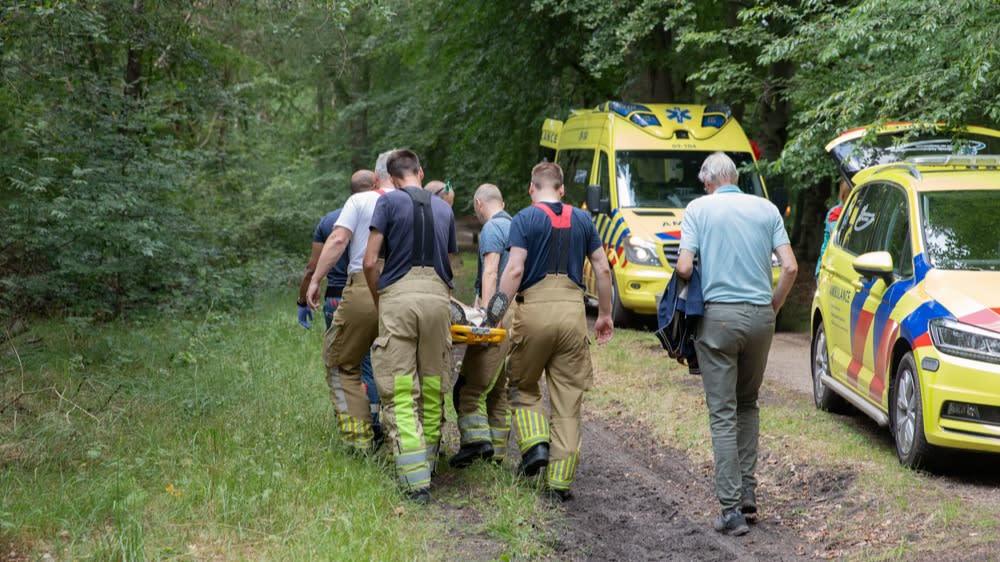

{"left": 2, "top": 3, "right": 203, "bottom": 316}
{"left": 681, "top": 0, "right": 1000, "bottom": 183}
{"left": 4, "top": 0, "right": 1000, "bottom": 319}
{"left": 358, "top": 0, "right": 619, "bottom": 212}
{"left": 770, "top": 0, "right": 1000, "bottom": 183}
{"left": 0, "top": 2, "right": 368, "bottom": 318}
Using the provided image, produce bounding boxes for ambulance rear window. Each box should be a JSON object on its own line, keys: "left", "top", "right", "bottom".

{"left": 615, "top": 151, "right": 763, "bottom": 208}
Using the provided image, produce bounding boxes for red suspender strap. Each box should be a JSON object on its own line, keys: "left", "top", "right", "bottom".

{"left": 532, "top": 202, "right": 572, "bottom": 229}
{"left": 533, "top": 202, "right": 573, "bottom": 275}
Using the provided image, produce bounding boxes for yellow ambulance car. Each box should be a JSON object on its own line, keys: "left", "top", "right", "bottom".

{"left": 540, "top": 101, "right": 772, "bottom": 325}
{"left": 812, "top": 123, "right": 1000, "bottom": 468}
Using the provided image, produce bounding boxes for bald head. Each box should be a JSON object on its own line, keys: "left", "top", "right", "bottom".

{"left": 474, "top": 183, "right": 502, "bottom": 204}
{"left": 350, "top": 169, "right": 376, "bottom": 194}
{"left": 425, "top": 180, "right": 455, "bottom": 207}
{"left": 473, "top": 183, "right": 504, "bottom": 224}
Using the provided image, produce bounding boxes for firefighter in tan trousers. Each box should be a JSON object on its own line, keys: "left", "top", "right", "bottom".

{"left": 306, "top": 154, "right": 396, "bottom": 453}
{"left": 364, "top": 149, "right": 457, "bottom": 504}
{"left": 486, "top": 161, "right": 613, "bottom": 501}
{"left": 450, "top": 183, "right": 514, "bottom": 468}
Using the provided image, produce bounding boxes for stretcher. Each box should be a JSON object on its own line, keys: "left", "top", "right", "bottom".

{"left": 450, "top": 299, "right": 507, "bottom": 346}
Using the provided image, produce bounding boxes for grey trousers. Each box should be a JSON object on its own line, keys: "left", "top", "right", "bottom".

{"left": 694, "top": 302, "right": 775, "bottom": 511}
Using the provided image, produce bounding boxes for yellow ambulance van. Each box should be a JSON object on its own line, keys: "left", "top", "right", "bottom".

{"left": 540, "top": 101, "right": 772, "bottom": 325}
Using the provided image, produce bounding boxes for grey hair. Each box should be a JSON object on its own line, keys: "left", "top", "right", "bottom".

{"left": 374, "top": 149, "right": 397, "bottom": 180}
{"left": 697, "top": 152, "right": 739, "bottom": 186}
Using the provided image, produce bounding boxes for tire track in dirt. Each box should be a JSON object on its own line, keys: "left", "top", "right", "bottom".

{"left": 550, "top": 416, "right": 810, "bottom": 561}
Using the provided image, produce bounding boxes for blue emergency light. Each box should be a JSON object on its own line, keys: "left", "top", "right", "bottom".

{"left": 604, "top": 101, "right": 652, "bottom": 117}
{"left": 630, "top": 113, "right": 661, "bottom": 127}
{"left": 701, "top": 104, "right": 732, "bottom": 128}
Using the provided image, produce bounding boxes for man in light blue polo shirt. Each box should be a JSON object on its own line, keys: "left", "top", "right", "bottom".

{"left": 676, "top": 152, "right": 798, "bottom": 536}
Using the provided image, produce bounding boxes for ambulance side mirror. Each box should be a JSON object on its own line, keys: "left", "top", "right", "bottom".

{"left": 853, "top": 251, "right": 894, "bottom": 286}
{"left": 585, "top": 184, "right": 610, "bottom": 215}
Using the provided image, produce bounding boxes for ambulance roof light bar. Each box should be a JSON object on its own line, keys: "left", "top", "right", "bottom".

{"left": 599, "top": 101, "right": 661, "bottom": 128}
{"left": 907, "top": 155, "right": 1000, "bottom": 169}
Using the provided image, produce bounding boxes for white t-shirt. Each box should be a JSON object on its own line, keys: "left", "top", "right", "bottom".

{"left": 334, "top": 187, "right": 395, "bottom": 273}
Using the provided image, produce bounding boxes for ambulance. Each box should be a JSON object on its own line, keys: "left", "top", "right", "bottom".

{"left": 539, "top": 101, "right": 773, "bottom": 325}
{"left": 812, "top": 123, "right": 1000, "bottom": 468}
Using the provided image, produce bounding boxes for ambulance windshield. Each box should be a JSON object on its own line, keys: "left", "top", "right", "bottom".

{"left": 615, "top": 150, "right": 763, "bottom": 208}
{"left": 922, "top": 190, "right": 1000, "bottom": 271}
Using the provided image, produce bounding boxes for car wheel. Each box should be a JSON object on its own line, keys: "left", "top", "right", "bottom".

{"left": 811, "top": 321, "right": 846, "bottom": 412}
{"left": 610, "top": 273, "right": 632, "bottom": 328}
{"left": 891, "top": 352, "right": 934, "bottom": 468}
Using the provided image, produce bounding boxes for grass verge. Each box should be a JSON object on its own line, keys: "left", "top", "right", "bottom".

{"left": 1, "top": 287, "right": 551, "bottom": 560}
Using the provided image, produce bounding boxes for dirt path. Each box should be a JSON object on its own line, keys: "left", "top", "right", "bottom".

{"left": 549, "top": 416, "right": 809, "bottom": 561}
{"left": 762, "top": 332, "right": 812, "bottom": 397}
{"left": 498, "top": 318, "right": 811, "bottom": 560}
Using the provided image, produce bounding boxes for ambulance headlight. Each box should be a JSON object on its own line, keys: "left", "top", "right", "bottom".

{"left": 771, "top": 252, "right": 780, "bottom": 267}
{"left": 625, "top": 236, "right": 662, "bottom": 267}
{"left": 929, "top": 318, "right": 1000, "bottom": 364}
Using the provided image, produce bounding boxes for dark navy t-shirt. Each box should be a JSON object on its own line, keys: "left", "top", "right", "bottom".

{"left": 313, "top": 208, "right": 350, "bottom": 289}
{"left": 508, "top": 202, "right": 602, "bottom": 292}
{"left": 369, "top": 186, "right": 457, "bottom": 291}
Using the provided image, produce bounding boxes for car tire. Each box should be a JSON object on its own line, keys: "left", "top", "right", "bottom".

{"left": 890, "top": 352, "right": 935, "bottom": 469}
{"left": 811, "top": 321, "right": 847, "bottom": 412}
{"left": 610, "top": 273, "right": 632, "bottom": 328}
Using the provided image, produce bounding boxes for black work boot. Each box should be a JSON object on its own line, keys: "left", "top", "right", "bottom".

{"left": 449, "top": 441, "right": 494, "bottom": 468}
{"left": 713, "top": 508, "right": 750, "bottom": 536}
{"left": 740, "top": 486, "right": 758, "bottom": 516}
{"left": 406, "top": 488, "right": 431, "bottom": 505}
{"left": 543, "top": 487, "right": 573, "bottom": 503}
{"left": 518, "top": 443, "right": 549, "bottom": 477}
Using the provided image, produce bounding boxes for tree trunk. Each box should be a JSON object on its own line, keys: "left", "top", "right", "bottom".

{"left": 348, "top": 61, "right": 370, "bottom": 171}
{"left": 124, "top": 0, "right": 144, "bottom": 99}
{"left": 794, "top": 180, "right": 831, "bottom": 263}
{"left": 755, "top": 60, "right": 794, "bottom": 231}
{"left": 627, "top": 26, "right": 678, "bottom": 103}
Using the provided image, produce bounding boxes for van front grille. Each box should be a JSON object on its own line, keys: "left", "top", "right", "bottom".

{"left": 662, "top": 242, "right": 696, "bottom": 269}
{"left": 662, "top": 243, "right": 680, "bottom": 268}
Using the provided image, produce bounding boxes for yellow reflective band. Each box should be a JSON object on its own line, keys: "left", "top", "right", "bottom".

{"left": 421, "top": 375, "right": 443, "bottom": 444}
{"left": 514, "top": 409, "right": 549, "bottom": 452}
{"left": 397, "top": 464, "right": 431, "bottom": 490}
{"left": 396, "top": 450, "right": 426, "bottom": 465}
{"left": 394, "top": 374, "right": 422, "bottom": 452}
{"left": 546, "top": 453, "right": 579, "bottom": 489}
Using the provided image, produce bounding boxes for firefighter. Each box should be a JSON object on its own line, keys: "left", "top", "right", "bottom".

{"left": 450, "top": 183, "right": 514, "bottom": 467}
{"left": 487, "top": 161, "right": 613, "bottom": 501}
{"left": 364, "top": 149, "right": 457, "bottom": 504}
{"left": 296, "top": 170, "right": 380, "bottom": 438}
{"left": 306, "top": 153, "right": 396, "bottom": 454}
